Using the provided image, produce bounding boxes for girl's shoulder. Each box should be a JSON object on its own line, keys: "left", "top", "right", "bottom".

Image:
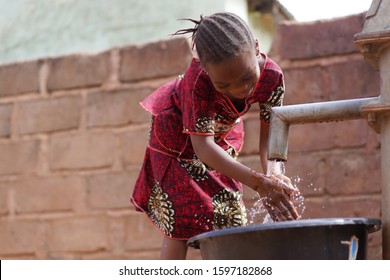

{"left": 184, "top": 57, "right": 208, "bottom": 80}
{"left": 256, "top": 54, "right": 284, "bottom": 89}
{"left": 179, "top": 58, "right": 213, "bottom": 96}
{"left": 249, "top": 54, "right": 284, "bottom": 102}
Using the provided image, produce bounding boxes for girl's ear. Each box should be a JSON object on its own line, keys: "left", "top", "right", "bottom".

{"left": 255, "top": 39, "right": 260, "bottom": 57}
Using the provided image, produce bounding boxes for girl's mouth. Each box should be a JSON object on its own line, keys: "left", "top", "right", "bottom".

{"left": 238, "top": 85, "right": 255, "bottom": 98}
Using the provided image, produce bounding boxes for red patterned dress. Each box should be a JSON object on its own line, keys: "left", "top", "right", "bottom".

{"left": 131, "top": 54, "right": 285, "bottom": 240}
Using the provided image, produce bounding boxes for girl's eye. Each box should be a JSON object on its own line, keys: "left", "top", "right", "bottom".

{"left": 213, "top": 71, "right": 256, "bottom": 90}
{"left": 215, "top": 84, "right": 229, "bottom": 89}
{"left": 243, "top": 73, "right": 255, "bottom": 81}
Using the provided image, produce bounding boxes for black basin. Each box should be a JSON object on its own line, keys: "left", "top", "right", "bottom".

{"left": 187, "top": 218, "right": 381, "bottom": 260}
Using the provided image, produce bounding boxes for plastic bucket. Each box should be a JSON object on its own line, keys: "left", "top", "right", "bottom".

{"left": 187, "top": 218, "right": 381, "bottom": 259}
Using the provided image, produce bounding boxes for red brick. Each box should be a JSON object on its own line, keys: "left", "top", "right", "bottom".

{"left": 77, "top": 251, "right": 156, "bottom": 260}
{"left": 367, "top": 242, "right": 382, "bottom": 260}
{"left": 368, "top": 229, "right": 382, "bottom": 247}
{"left": 0, "top": 220, "right": 44, "bottom": 255}
{"left": 0, "top": 103, "right": 12, "bottom": 137}
{"left": 76, "top": 252, "right": 119, "bottom": 260}
{"left": 289, "top": 123, "right": 333, "bottom": 153}
{"left": 9, "top": 176, "right": 85, "bottom": 214}
{"left": 326, "top": 59, "right": 380, "bottom": 100}
{"left": 48, "top": 132, "right": 116, "bottom": 170}
{"left": 47, "top": 52, "right": 110, "bottom": 91}
{"left": 331, "top": 119, "right": 368, "bottom": 148}
{"left": 330, "top": 196, "right": 381, "bottom": 218}
{"left": 120, "top": 125, "right": 149, "bottom": 166}
{"left": 122, "top": 250, "right": 160, "bottom": 260}
{"left": 301, "top": 196, "right": 381, "bottom": 219}
{"left": 273, "top": 13, "right": 365, "bottom": 60}
{"left": 289, "top": 120, "right": 368, "bottom": 153}
{"left": 366, "top": 128, "right": 381, "bottom": 152}
{"left": 124, "top": 213, "right": 162, "bottom": 251}
{"left": 325, "top": 151, "right": 381, "bottom": 195}
{"left": 300, "top": 196, "right": 329, "bottom": 219}
{"left": 0, "top": 184, "right": 9, "bottom": 215}
{"left": 283, "top": 66, "right": 327, "bottom": 104}
{"left": 285, "top": 153, "right": 326, "bottom": 197}
{"left": 86, "top": 170, "right": 138, "bottom": 209}
{"left": 0, "top": 61, "right": 40, "bottom": 97}
{"left": 87, "top": 88, "right": 150, "bottom": 128}
{"left": 106, "top": 214, "right": 127, "bottom": 254}
{"left": 0, "top": 140, "right": 40, "bottom": 176}
{"left": 17, "top": 96, "right": 82, "bottom": 135}
{"left": 48, "top": 216, "right": 108, "bottom": 252}
{"left": 119, "top": 37, "right": 192, "bottom": 82}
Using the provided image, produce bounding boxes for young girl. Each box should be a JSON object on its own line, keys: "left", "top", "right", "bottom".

{"left": 131, "top": 12, "right": 299, "bottom": 259}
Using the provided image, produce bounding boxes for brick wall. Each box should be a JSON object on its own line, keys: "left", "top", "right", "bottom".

{"left": 0, "top": 13, "right": 383, "bottom": 259}
{"left": 0, "top": 37, "right": 197, "bottom": 259}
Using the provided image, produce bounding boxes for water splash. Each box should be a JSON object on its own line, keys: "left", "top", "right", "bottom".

{"left": 247, "top": 193, "right": 272, "bottom": 224}
{"left": 247, "top": 198, "right": 274, "bottom": 224}
{"left": 247, "top": 160, "right": 311, "bottom": 224}
{"left": 290, "top": 175, "right": 306, "bottom": 218}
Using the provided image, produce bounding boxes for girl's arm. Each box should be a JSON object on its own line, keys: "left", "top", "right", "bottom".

{"left": 190, "top": 134, "right": 299, "bottom": 221}
{"left": 259, "top": 122, "right": 269, "bottom": 174}
{"left": 191, "top": 134, "right": 255, "bottom": 187}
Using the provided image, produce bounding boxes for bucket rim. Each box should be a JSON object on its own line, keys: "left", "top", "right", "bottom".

{"left": 187, "top": 217, "right": 381, "bottom": 248}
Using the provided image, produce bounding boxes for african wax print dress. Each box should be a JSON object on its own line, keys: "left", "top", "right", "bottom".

{"left": 131, "top": 54, "right": 285, "bottom": 240}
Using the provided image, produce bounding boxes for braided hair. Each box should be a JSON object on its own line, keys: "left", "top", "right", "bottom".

{"left": 172, "top": 12, "right": 256, "bottom": 64}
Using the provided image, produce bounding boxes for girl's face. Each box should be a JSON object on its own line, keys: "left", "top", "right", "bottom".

{"left": 203, "top": 49, "right": 260, "bottom": 101}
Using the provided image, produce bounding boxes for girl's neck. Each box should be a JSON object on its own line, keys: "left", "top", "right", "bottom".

{"left": 229, "top": 97, "right": 246, "bottom": 112}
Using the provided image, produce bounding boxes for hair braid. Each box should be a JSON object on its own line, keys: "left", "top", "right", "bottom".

{"left": 172, "top": 12, "right": 256, "bottom": 64}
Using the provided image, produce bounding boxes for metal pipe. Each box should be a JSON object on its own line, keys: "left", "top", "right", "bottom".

{"left": 267, "top": 97, "right": 381, "bottom": 161}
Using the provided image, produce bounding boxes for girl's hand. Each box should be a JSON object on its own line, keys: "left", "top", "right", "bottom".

{"left": 275, "top": 174, "right": 300, "bottom": 198}
{"left": 250, "top": 170, "right": 300, "bottom": 222}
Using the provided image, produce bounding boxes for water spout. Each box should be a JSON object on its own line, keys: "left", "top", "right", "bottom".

{"left": 267, "top": 97, "right": 381, "bottom": 161}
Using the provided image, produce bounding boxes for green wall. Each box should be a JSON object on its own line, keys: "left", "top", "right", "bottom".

{"left": 0, "top": 0, "right": 248, "bottom": 64}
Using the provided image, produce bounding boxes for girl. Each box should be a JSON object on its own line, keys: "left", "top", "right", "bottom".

{"left": 131, "top": 12, "right": 299, "bottom": 260}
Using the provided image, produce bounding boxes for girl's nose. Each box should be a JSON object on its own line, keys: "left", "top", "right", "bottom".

{"left": 230, "top": 84, "right": 250, "bottom": 95}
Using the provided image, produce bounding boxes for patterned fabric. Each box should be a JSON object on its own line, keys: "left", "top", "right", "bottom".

{"left": 259, "top": 86, "right": 285, "bottom": 123}
{"left": 194, "top": 117, "right": 215, "bottom": 134}
{"left": 178, "top": 156, "right": 210, "bottom": 182}
{"left": 131, "top": 53, "right": 285, "bottom": 240}
{"left": 147, "top": 181, "right": 175, "bottom": 237}
{"left": 212, "top": 189, "right": 247, "bottom": 230}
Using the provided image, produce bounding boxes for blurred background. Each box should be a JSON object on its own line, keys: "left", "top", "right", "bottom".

{"left": 0, "top": 0, "right": 371, "bottom": 64}
{"left": 0, "top": 0, "right": 382, "bottom": 259}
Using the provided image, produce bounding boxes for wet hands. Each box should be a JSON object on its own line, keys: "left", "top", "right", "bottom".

{"left": 250, "top": 170, "right": 300, "bottom": 222}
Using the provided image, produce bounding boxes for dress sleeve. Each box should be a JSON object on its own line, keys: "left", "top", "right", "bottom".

{"left": 259, "top": 74, "right": 285, "bottom": 125}
{"left": 180, "top": 68, "right": 216, "bottom": 136}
